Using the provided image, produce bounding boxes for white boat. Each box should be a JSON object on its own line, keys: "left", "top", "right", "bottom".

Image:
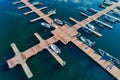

{"left": 113, "top": 9, "right": 120, "bottom": 16}
{"left": 32, "top": 1, "right": 41, "bottom": 5}
{"left": 41, "top": 22, "right": 51, "bottom": 28}
{"left": 81, "top": 27, "right": 91, "bottom": 34}
{"left": 98, "top": 3, "right": 107, "bottom": 8}
{"left": 98, "top": 49, "right": 120, "bottom": 64}
{"left": 104, "top": 16, "right": 117, "bottom": 23}
{"left": 117, "top": 6, "right": 120, "bottom": 9}
{"left": 54, "top": 18, "right": 63, "bottom": 26}
{"left": 80, "top": 36, "right": 95, "bottom": 47}
{"left": 63, "top": 20, "right": 72, "bottom": 26}
{"left": 103, "top": 0, "right": 113, "bottom": 6}
{"left": 47, "top": 9, "right": 56, "bottom": 14}
{"left": 94, "top": 21, "right": 104, "bottom": 29}
{"left": 87, "top": 24, "right": 97, "bottom": 31}
{"left": 50, "top": 44, "right": 61, "bottom": 54}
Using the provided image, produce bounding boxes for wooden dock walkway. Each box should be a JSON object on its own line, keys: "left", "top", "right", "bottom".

{"left": 13, "top": 1, "right": 22, "bottom": 5}
{"left": 71, "top": 37, "right": 120, "bottom": 80}
{"left": 7, "top": 0, "right": 120, "bottom": 79}
{"left": 30, "top": 10, "right": 56, "bottom": 22}
{"left": 20, "top": 0, "right": 54, "bottom": 24}
{"left": 69, "top": 17, "right": 102, "bottom": 37}
{"left": 8, "top": 43, "right": 33, "bottom": 78}
{"left": 80, "top": 12, "right": 113, "bottom": 29}
{"left": 24, "top": 6, "right": 48, "bottom": 15}
{"left": 89, "top": 8, "right": 120, "bottom": 22}
{"left": 7, "top": 33, "right": 65, "bottom": 78}
{"left": 34, "top": 33, "right": 65, "bottom": 66}
{"left": 73, "top": 2, "right": 120, "bottom": 30}
{"left": 17, "top": 2, "right": 42, "bottom": 9}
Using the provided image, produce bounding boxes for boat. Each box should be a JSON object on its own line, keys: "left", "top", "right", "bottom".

{"left": 32, "top": 1, "right": 41, "bottom": 5}
{"left": 113, "top": 9, "right": 120, "bottom": 16}
{"left": 98, "top": 49, "right": 120, "bottom": 64}
{"left": 81, "top": 27, "right": 91, "bottom": 34}
{"left": 98, "top": 3, "right": 106, "bottom": 8}
{"left": 104, "top": 16, "right": 117, "bottom": 23}
{"left": 88, "top": 8, "right": 98, "bottom": 13}
{"left": 63, "top": 20, "right": 72, "bottom": 26}
{"left": 41, "top": 22, "right": 51, "bottom": 28}
{"left": 94, "top": 21, "right": 104, "bottom": 29}
{"left": 47, "top": 9, "right": 56, "bottom": 14}
{"left": 54, "top": 18, "right": 64, "bottom": 26}
{"left": 81, "top": 8, "right": 90, "bottom": 15}
{"left": 50, "top": 44, "right": 61, "bottom": 54}
{"left": 103, "top": 0, "right": 113, "bottom": 6}
{"left": 117, "top": 6, "right": 120, "bottom": 9}
{"left": 87, "top": 24, "right": 97, "bottom": 31}
{"left": 80, "top": 36, "right": 95, "bottom": 47}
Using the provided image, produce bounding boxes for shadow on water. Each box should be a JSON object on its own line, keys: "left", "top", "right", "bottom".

{"left": 0, "top": 62, "right": 9, "bottom": 74}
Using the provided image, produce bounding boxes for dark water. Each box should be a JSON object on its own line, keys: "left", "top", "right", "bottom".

{"left": 0, "top": 0, "right": 120, "bottom": 80}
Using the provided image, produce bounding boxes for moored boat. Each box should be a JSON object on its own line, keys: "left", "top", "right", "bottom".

{"left": 88, "top": 8, "right": 98, "bottom": 13}
{"left": 98, "top": 3, "right": 106, "bottom": 8}
{"left": 63, "top": 20, "right": 72, "bottom": 26}
{"left": 81, "top": 7, "right": 90, "bottom": 15}
{"left": 87, "top": 24, "right": 97, "bottom": 31}
{"left": 104, "top": 16, "right": 117, "bottom": 23}
{"left": 98, "top": 49, "right": 120, "bottom": 64}
{"left": 94, "top": 21, "right": 104, "bottom": 29}
{"left": 103, "top": 0, "right": 113, "bottom": 6}
{"left": 54, "top": 18, "right": 64, "bottom": 26}
{"left": 81, "top": 27, "right": 91, "bottom": 34}
{"left": 41, "top": 22, "right": 51, "bottom": 28}
{"left": 117, "top": 6, "right": 120, "bottom": 9}
{"left": 50, "top": 44, "right": 61, "bottom": 54}
{"left": 113, "top": 8, "right": 120, "bottom": 16}
{"left": 80, "top": 36, "right": 95, "bottom": 47}
{"left": 47, "top": 9, "right": 56, "bottom": 14}
{"left": 32, "top": 1, "right": 41, "bottom": 5}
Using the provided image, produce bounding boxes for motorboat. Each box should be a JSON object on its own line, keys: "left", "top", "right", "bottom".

{"left": 103, "top": 0, "right": 113, "bottom": 6}
{"left": 98, "top": 49, "right": 120, "bottom": 64}
{"left": 81, "top": 7, "right": 90, "bottom": 15}
{"left": 50, "top": 44, "right": 61, "bottom": 54}
{"left": 104, "top": 16, "right": 117, "bottom": 23}
{"left": 117, "top": 6, "right": 120, "bottom": 9}
{"left": 113, "top": 8, "right": 120, "bottom": 16}
{"left": 81, "top": 27, "right": 91, "bottom": 34}
{"left": 98, "top": 3, "right": 106, "bottom": 8}
{"left": 47, "top": 9, "right": 56, "bottom": 14}
{"left": 80, "top": 36, "right": 95, "bottom": 47}
{"left": 63, "top": 20, "right": 72, "bottom": 26}
{"left": 88, "top": 8, "right": 98, "bottom": 13}
{"left": 94, "top": 21, "right": 104, "bottom": 29}
{"left": 41, "top": 22, "right": 51, "bottom": 28}
{"left": 87, "top": 24, "right": 97, "bottom": 31}
{"left": 54, "top": 18, "right": 64, "bottom": 26}
{"left": 32, "top": 1, "right": 41, "bottom": 5}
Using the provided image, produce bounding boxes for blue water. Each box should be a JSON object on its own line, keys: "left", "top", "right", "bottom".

{"left": 0, "top": 0, "right": 120, "bottom": 80}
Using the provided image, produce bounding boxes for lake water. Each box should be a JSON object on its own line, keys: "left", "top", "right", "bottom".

{"left": 0, "top": 0, "right": 120, "bottom": 80}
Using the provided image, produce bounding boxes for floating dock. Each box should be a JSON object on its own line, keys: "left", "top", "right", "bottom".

{"left": 23, "top": 6, "right": 48, "bottom": 15}
{"left": 8, "top": 43, "right": 33, "bottom": 78}
{"left": 80, "top": 12, "right": 113, "bottom": 29}
{"left": 89, "top": 8, "right": 120, "bottom": 22}
{"left": 69, "top": 17, "right": 102, "bottom": 37}
{"left": 71, "top": 37, "right": 120, "bottom": 79}
{"left": 7, "top": 0, "right": 120, "bottom": 79}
